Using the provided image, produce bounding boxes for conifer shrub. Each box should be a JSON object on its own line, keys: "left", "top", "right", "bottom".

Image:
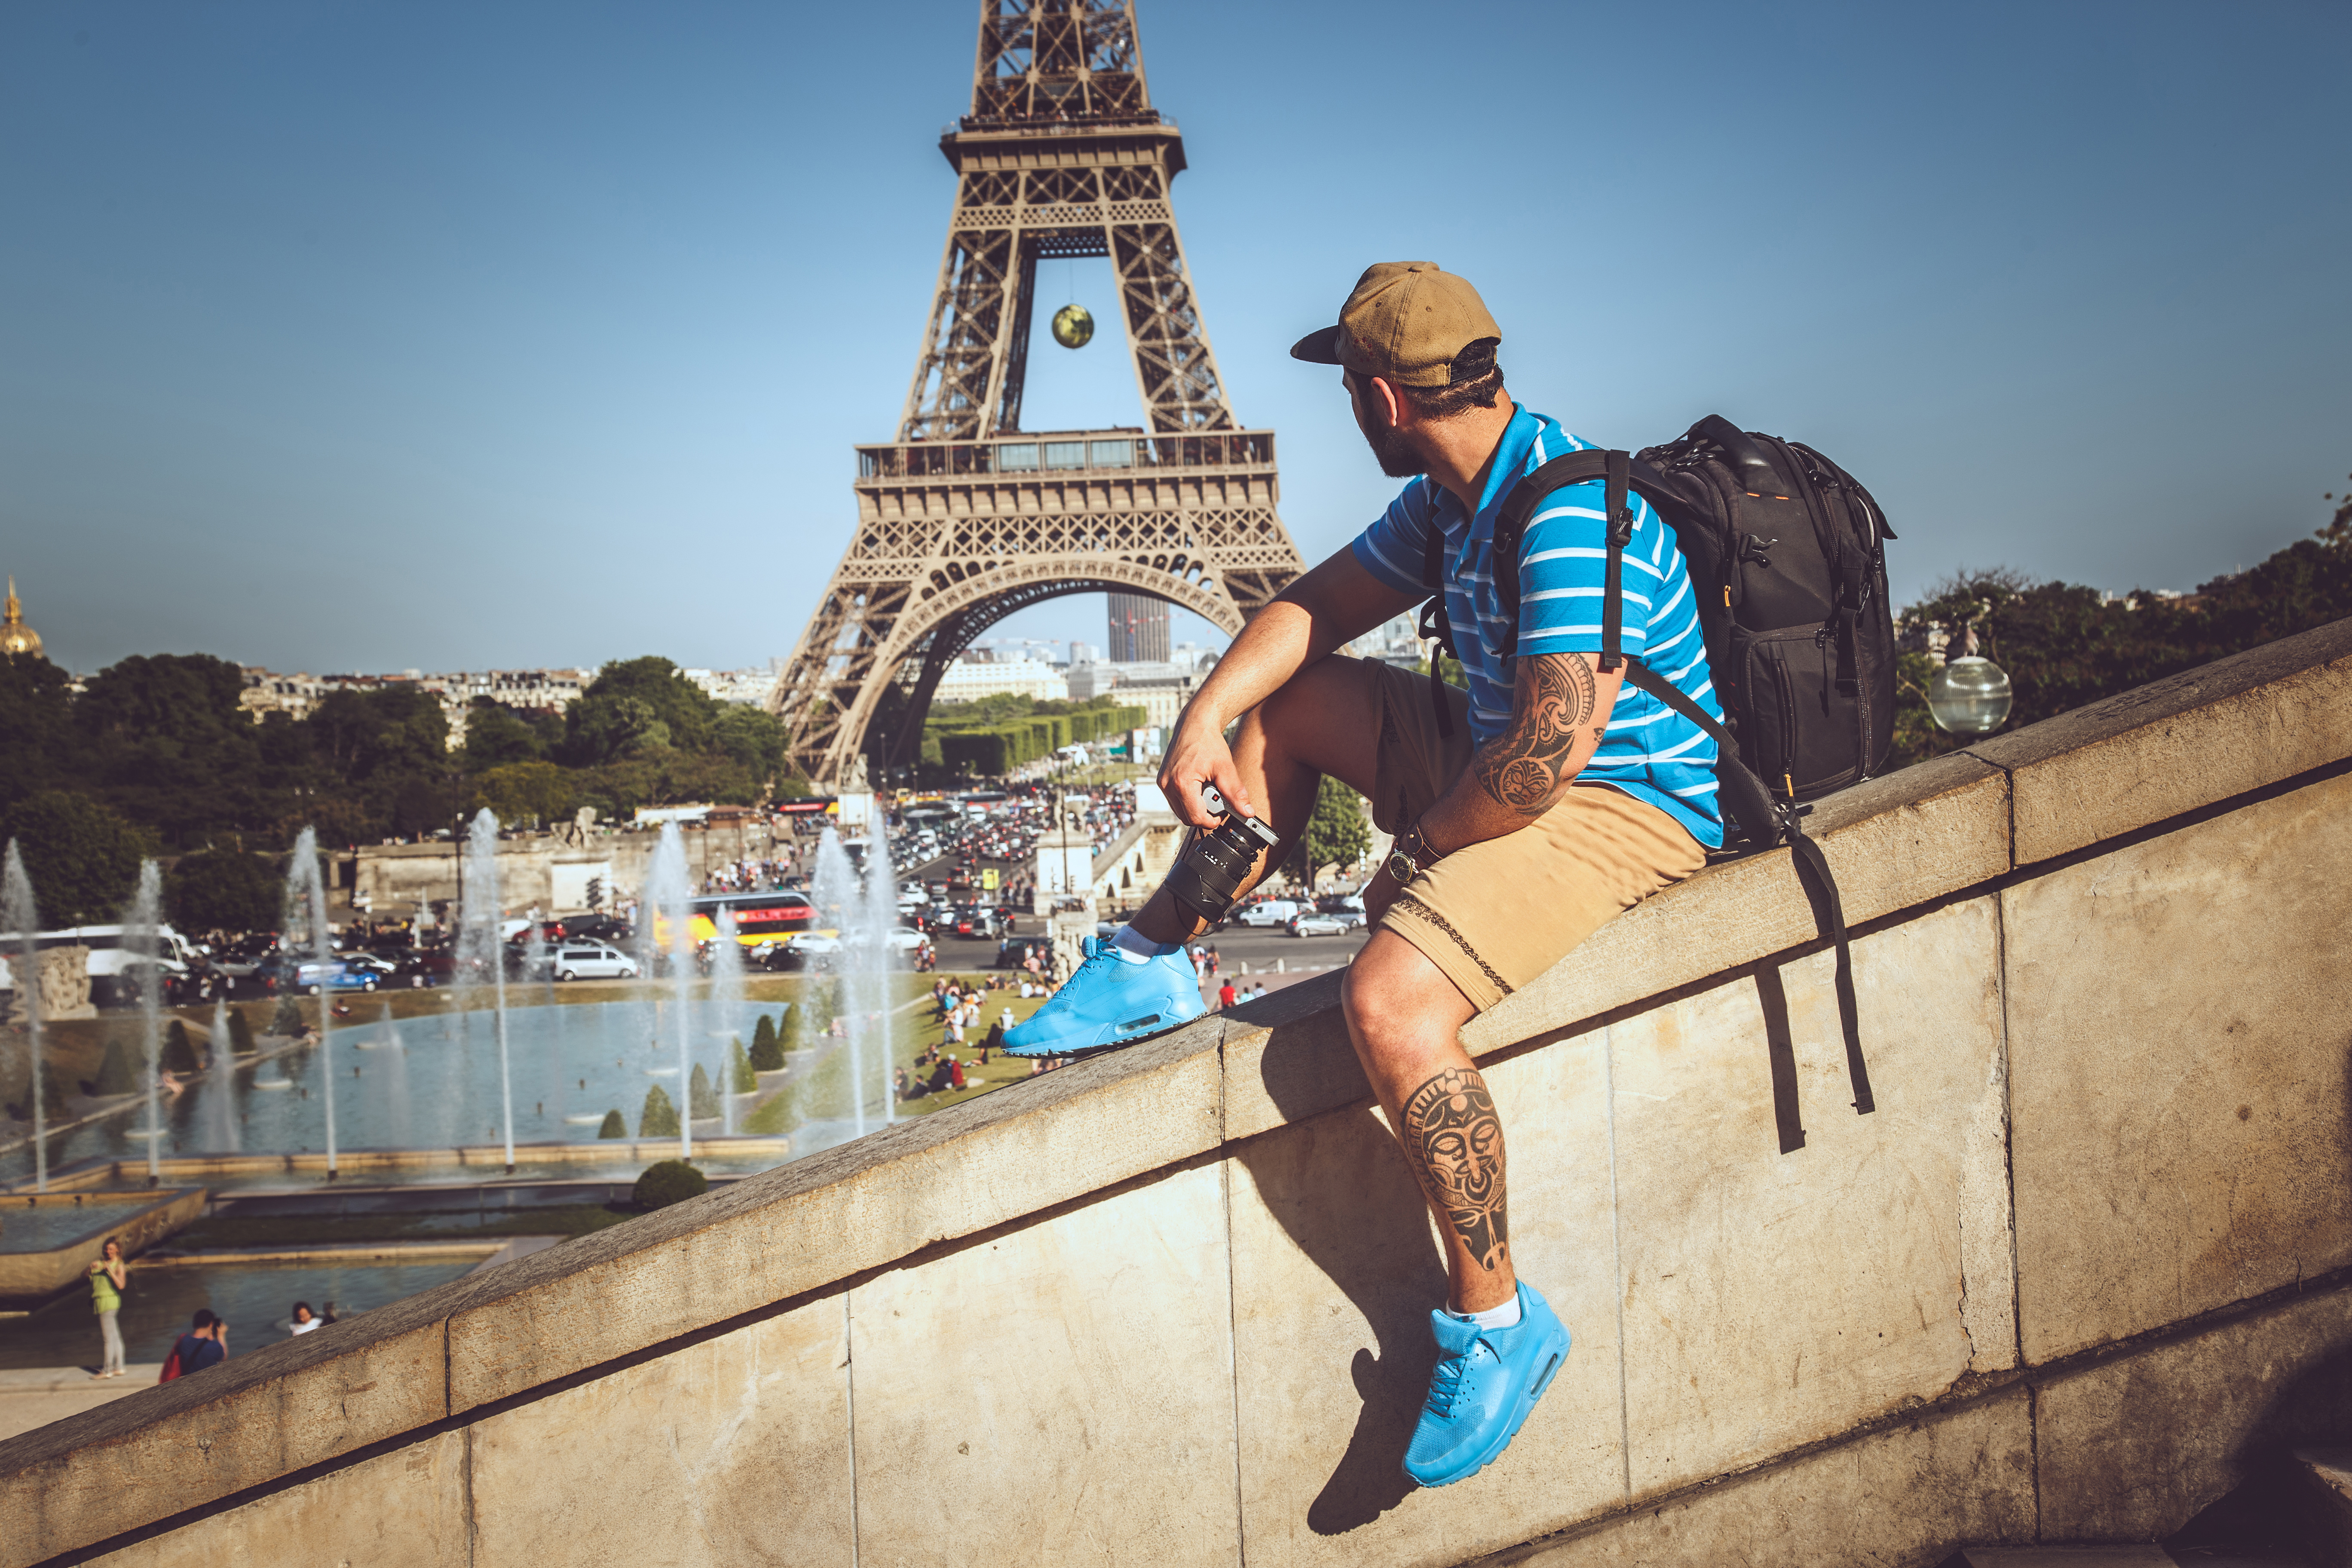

{"left": 228, "top": 1010, "right": 257, "bottom": 1055}
{"left": 728, "top": 1037, "right": 756, "bottom": 1093}
{"left": 689, "top": 1062, "right": 719, "bottom": 1120}
{"left": 596, "top": 1109, "right": 625, "bottom": 1139}
{"left": 271, "top": 997, "right": 305, "bottom": 1036}
{"left": 639, "top": 1084, "right": 679, "bottom": 1138}
{"left": 632, "top": 1159, "right": 705, "bottom": 1210}
{"left": 161, "top": 1021, "right": 200, "bottom": 1075}
{"left": 749, "top": 1014, "right": 783, "bottom": 1071}
{"left": 91, "top": 1038, "right": 139, "bottom": 1097}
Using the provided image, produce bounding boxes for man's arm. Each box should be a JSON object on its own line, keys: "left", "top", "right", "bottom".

{"left": 1158, "top": 548, "right": 1420, "bottom": 828}
{"left": 1363, "top": 651, "right": 1623, "bottom": 918}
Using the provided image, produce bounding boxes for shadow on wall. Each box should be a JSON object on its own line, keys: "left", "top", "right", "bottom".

{"left": 1237, "top": 1107, "right": 1449, "bottom": 1535}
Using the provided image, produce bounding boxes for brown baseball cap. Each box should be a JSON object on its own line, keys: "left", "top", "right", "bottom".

{"left": 1289, "top": 262, "right": 1502, "bottom": 388}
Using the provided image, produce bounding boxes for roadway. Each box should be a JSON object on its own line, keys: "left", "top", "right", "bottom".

{"left": 900, "top": 848, "right": 1372, "bottom": 979}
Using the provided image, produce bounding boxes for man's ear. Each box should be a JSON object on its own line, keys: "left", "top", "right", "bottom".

{"left": 1366, "top": 374, "right": 1406, "bottom": 432}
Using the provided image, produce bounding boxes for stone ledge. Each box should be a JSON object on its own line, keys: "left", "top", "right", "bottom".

{"left": 0, "top": 1271, "right": 479, "bottom": 1565}
{"left": 444, "top": 1012, "right": 1223, "bottom": 1411}
{"left": 1966, "top": 616, "right": 2352, "bottom": 864}
{"left": 7, "top": 620, "right": 2349, "bottom": 1565}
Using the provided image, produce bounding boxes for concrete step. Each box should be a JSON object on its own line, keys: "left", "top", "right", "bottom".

{"left": 2292, "top": 1448, "right": 2352, "bottom": 1568}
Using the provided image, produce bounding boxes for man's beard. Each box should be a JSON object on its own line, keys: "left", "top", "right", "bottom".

{"left": 1359, "top": 406, "right": 1426, "bottom": 478}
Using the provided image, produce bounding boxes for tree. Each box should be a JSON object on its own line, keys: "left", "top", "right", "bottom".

{"left": 1, "top": 790, "right": 155, "bottom": 925}
{"left": 162, "top": 1020, "right": 200, "bottom": 1075}
{"left": 167, "top": 849, "right": 283, "bottom": 934}
{"left": 564, "top": 658, "right": 723, "bottom": 766}
{"left": 73, "top": 654, "right": 271, "bottom": 848}
{"left": 0, "top": 653, "right": 81, "bottom": 820}
{"left": 87, "top": 1038, "right": 138, "bottom": 1097}
{"left": 689, "top": 1061, "right": 719, "bottom": 1120}
{"left": 749, "top": 1013, "right": 783, "bottom": 1071}
{"left": 472, "top": 762, "right": 574, "bottom": 828}
{"left": 639, "top": 1083, "right": 680, "bottom": 1138}
{"left": 597, "top": 1108, "right": 626, "bottom": 1139}
{"left": 1288, "top": 774, "right": 1371, "bottom": 883}
{"left": 632, "top": 1158, "right": 706, "bottom": 1210}
{"left": 227, "top": 1010, "right": 256, "bottom": 1056}
{"left": 461, "top": 699, "right": 553, "bottom": 771}
{"left": 729, "top": 1037, "right": 756, "bottom": 1093}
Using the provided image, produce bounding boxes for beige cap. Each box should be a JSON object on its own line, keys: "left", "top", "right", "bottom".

{"left": 1289, "top": 261, "right": 1502, "bottom": 388}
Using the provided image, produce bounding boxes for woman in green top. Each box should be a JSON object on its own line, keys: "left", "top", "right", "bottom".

{"left": 87, "top": 1237, "right": 127, "bottom": 1378}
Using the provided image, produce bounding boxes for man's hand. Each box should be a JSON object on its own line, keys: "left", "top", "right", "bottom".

{"left": 1158, "top": 715, "right": 1257, "bottom": 830}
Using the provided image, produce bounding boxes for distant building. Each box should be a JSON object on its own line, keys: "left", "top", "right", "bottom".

{"left": 1067, "top": 640, "right": 1101, "bottom": 668}
{"left": 1347, "top": 613, "right": 1427, "bottom": 670}
{"left": 933, "top": 656, "right": 1069, "bottom": 705}
{"left": 1, "top": 576, "right": 43, "bottom": 660}
{"left": 1106, "top": 592, "right": 1170, "bottom": 663}
{"left": 682, "top": 667, "right": 781, "bottom": 706}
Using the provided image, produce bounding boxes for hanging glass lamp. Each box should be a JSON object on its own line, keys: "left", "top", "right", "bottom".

{"left": 1050, "top": 303, "right": 1094, "bottom": 349}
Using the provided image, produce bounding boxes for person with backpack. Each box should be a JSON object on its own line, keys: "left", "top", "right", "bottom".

{"left": 159, "top": 1309, "right": 227, "bottom": 1382}
{"left": 1004, "top": 262, "right": 1734, "bottom": 1487}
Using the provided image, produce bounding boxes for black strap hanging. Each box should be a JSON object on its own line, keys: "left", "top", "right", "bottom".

{"left": 1418, "top": 524, "right": 1455, "bottom": 738}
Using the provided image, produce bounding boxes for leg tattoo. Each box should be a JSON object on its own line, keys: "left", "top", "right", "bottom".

{"left": 1400, "top": 1067, "right": 1510, "bottom": 1271}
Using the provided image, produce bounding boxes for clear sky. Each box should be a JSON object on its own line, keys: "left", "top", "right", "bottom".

{"left": 4, "top": 0, "right": 2346, "bottom": 677}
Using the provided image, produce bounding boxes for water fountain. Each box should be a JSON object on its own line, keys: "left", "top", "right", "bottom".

{"left": 811, "top": 828, "right": 899, "bottom": 1137}
{"left": 206, "top": 998, "right": 240, "bottom": 1153}
{"left": 640, "top": 824, "right": 695, "bottom": 1162}
{"left": 125, "top": 860, "right": 165, "bottom": 1183}
{"left": 710, "top": 907, "right": 744, "bottom": 1137}
{"left": 286, "top": 827, "right": 337, "bottom": 1179}
{"left": 460, "top": 810, "right": 518, "bottom": 1173}
{"left": 3, "top": 839, "right": 47, "bottom": 1191}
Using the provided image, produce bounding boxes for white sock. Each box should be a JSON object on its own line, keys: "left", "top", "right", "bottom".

{"left": 1451, "top": 1294, "right": 1522, "bottom": 1331}
{"left": 1111, "top": 925, "right": 1178, "bottom": 964}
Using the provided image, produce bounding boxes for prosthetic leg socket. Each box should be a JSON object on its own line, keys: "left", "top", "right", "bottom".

{"left": 1165, "top": 784, "right": 1282, "bottom": 926}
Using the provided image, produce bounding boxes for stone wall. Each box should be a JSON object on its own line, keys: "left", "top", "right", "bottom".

{"left": 348, "top": 818, "right": 808, "bottom": 918}
{"left": 6, "top": 620, "right": 2350, "bottom": 1568}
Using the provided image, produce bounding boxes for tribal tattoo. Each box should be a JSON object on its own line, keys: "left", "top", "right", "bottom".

{"left": 1473, "top": 653, "right": 1598, "bottom": 814}
{"left": 1399, "top": 1067, "right": 1510, "bottom": 1272}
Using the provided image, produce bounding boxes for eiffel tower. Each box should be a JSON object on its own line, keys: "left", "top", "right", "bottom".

{"left": 770, "top": 0, "right": 1305, "bottom": 790}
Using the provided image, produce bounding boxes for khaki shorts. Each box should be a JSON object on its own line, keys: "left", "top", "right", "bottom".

{"left": 1366, "top": 659, "right": 1708, "bottom": 1014}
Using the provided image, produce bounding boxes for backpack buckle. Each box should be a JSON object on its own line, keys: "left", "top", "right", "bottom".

{"left": 1607, "top": 508, "right": 1635, "bottom": 548}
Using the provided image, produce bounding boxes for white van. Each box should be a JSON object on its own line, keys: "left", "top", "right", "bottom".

{"left": 1235, "top": 900, "right": 1299, "bottom": 928}
{"left": 552, "top": 944, "right": 639, "bottom": 982}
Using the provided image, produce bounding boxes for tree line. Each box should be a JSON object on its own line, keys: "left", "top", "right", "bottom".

{"left": 0, "top": 653, "right": 793, "bottom": 927}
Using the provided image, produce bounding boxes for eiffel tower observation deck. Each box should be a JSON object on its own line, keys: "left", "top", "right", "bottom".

{"left": 771, "top": 0, "right": 1305, "bottom": 790}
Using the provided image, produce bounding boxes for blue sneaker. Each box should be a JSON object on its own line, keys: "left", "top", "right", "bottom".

{"left": 1001, "top": 937, "right": 1204, "bottom": 1057}
{"left": 1403, "top": 1282, "right": 1570, "bottom": 1487}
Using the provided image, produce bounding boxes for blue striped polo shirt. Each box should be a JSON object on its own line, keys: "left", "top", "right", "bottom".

{"left": 1350, "top": 405, "right": 1724, "bottom": 847}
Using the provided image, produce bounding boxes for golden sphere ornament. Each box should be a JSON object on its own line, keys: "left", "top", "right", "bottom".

{"left": 1050, "top": 303, "right": 1094, "bottom": 349}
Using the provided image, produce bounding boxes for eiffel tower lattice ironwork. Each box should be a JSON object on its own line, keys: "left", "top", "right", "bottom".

{"left": 770, "top": 0, "right": 1305, "bottom": 789}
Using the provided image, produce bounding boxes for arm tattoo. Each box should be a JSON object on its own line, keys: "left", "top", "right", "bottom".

{"left": 1473, "top": 653, "right": 1597, "bottom": 814}
{"left": 1399, "top": 1067, "right": 1510, "bottom": 1272}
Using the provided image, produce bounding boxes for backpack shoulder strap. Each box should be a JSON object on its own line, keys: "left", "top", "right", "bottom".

{"left": 1493, "top": 449, "right": 1683, "bottom": 663}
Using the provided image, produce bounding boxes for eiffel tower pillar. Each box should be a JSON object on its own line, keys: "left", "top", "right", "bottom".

{"left": 771, "top": 0, "right": 1306, "bottom": 790}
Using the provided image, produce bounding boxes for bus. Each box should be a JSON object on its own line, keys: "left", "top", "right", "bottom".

{"left": 683, "top": 891, "right": 825, "bottom": 948}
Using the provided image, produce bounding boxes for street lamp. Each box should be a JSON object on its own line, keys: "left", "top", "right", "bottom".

{"left": 1926, "top": 619, "right": 2013, "bottom": 736}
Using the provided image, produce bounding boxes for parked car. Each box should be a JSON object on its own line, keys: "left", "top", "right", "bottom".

{"left": 1287, "top": 913, "right": 1350, "bottom": 938}
{"left": 552, "top": 943, "right": 639, "bottom": 982}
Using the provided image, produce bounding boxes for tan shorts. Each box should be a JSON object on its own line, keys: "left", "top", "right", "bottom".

{"left": 1366, "top": 659, "right": 1708, "bottom": 1014}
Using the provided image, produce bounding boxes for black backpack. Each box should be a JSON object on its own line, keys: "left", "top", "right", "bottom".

{"left": 1418, "top": 415, "right": 1898, "bottom": 1118}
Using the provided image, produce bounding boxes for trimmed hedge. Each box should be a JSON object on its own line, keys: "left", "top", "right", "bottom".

{"left": 633, "top": 1159, "right": 706, "bottom": 1210}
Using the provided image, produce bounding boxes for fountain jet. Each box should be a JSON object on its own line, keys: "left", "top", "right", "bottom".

{"left": 286, "top": 828, "right": 338, "bottom": 1179}
{"left": 462, "top": 810, "right": 518, "bottom": 1173}
{"left": 3, "top": 840, "right": 47, "bottom": 1192}
{"left": 126, "top": 861, "right": 165, "bottom": 1184}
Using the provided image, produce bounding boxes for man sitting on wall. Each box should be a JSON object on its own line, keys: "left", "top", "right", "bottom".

{"left": 1003, "top": 263, "right": 1724, "bottom": 1487}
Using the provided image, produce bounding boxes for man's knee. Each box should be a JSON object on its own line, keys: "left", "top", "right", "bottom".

{"left": 1341, "top": 932, "right": 1471, "bottom": 1054}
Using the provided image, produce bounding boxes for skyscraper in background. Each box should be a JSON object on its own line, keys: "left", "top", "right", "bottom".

{"left": 1106, "top": 592, "right": 1169, "bottom": 664}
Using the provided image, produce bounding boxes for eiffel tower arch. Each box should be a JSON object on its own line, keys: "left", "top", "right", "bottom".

{"left": 770, "top": 0, "right": 1306, "bottom": 790}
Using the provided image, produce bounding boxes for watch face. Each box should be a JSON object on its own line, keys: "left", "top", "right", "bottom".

{"left": 1386, "top": 850, "right": 1414, "bottom": 882}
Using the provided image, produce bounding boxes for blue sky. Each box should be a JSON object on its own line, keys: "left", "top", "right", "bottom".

{"left": 3, "top": 0, "right": 2346, "bottom": 676}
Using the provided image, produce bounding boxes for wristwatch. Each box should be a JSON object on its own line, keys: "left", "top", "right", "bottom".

{"left": 1385, "top": 823, "right": 1442, "bottom": 885}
